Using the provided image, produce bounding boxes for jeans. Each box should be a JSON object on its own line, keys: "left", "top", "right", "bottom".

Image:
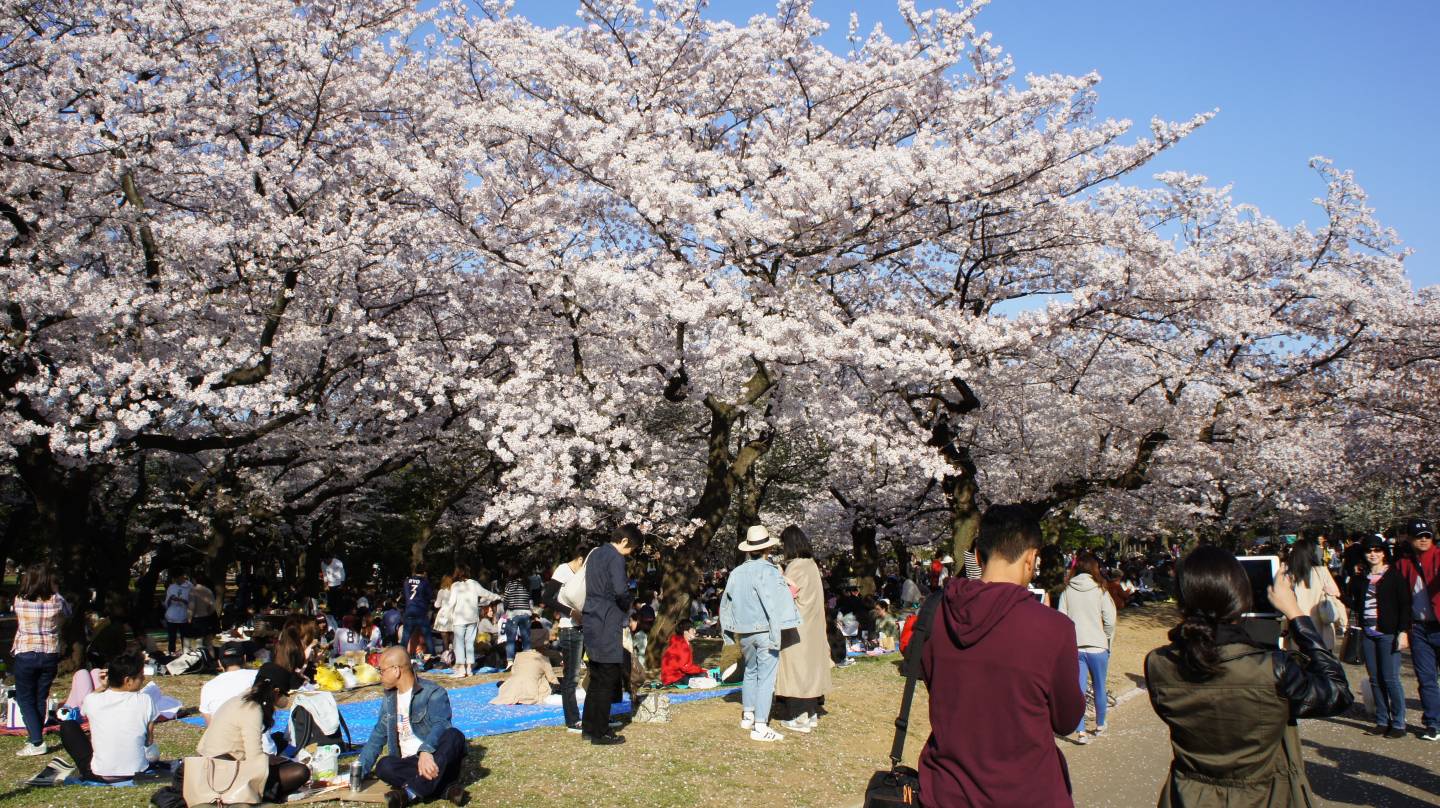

{"left": 373, "top": 726, "right": 466, "bottom": 800}
{"left": 581, "top": 660, "right": 624, "bottom": 737}
{"left": 504, "top": 612, "right": 532, "bottom": 662}
{"left": 557, "top": 627, "right": 584, "bottom": 728}
{"left": 1362, "top": 632, "right": 1406, "bottom": 729}
{"left": 1076, "top": 649, "right": 1110, "bottom": 733}
{"left": 452, "top": 622, "right": 478, "bottom": 668}
{"left": 402, "top": 614, "right": 434, "bottom": 655}
{"left": 12, "top": 652, "right": 59, "bottom": 746}
{"left": 1408, "top": 622, "right": 1440, "bottom": 731}
{"left": 740, "top": 632, "right": 780, "bottom": 725}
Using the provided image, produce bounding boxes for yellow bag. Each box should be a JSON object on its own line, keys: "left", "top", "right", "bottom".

{"left": 314, "top": 665, "right": 345, "bottom": 692}
{"left": 353, "top": 662, "right": 381, "bottom": 685}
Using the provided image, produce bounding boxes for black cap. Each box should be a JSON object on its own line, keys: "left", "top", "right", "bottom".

{"left": 255, "top": 662, "right": 302, "bottom": 693}
{"left": 1407, "top": 519, "right": 1434, "bottom": 539}
{"left": 219, "top": 644, "right": 245, "bottom": 665}
{"left": 1361, "top": 535, "right": 1387, "bottom": 552}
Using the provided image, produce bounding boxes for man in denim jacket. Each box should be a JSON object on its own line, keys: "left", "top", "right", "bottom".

{"left": 358, "top": 646, "right": 468, "bottom": 807}
{"left": 720, "top": 525, "right": 802, "bottom": 741}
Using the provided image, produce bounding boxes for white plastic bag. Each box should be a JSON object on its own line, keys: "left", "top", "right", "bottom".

{"left": 311, "top": 745, "right": 340, "bottom": 780}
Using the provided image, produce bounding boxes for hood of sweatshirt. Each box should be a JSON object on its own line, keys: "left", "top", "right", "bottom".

{"left": 940, "top": 577, "right": 1037, "bottom": 647}
{"left": 1067, "top": 573, "right": 1100, "bottom": 592}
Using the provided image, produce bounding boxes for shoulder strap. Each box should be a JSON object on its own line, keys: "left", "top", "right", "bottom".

{"left": 889, "top": 591, "right": 943, "bottom": 767}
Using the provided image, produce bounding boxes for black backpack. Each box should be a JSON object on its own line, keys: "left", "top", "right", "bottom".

{"left": 290, "top": 703, "right": 354, "bottom": 751}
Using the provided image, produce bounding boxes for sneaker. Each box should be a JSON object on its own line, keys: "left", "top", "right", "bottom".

{"left": 1385, "top": 727, "right": 1406, "bottom": 739}
{"left": 15, "top": 742, "right": 47, "bottom": 757}
{"left": 566, "top": 723, "right": 583, "bottom": 734}
{"left": 739, "top": 713, "right": 755, "bottom": 730}
{"left": 1073, "top": 732, "right": 1091, "bottom": 745}
{"left": 779, "top": 718, "right": 812, "bottom": 734}
{"left": 1420, "top": 727, "right": 1440, "bottom": 741}
{"left": 25, "top": 758, "right": 74, "bottom": 787}
{"left": 1364, "top": 725, "right": 1389, "bottom": 736}
{"left": 749, "top": 724, "right": 784, "bottom": 742}
{"left": 586, "top": 733, "right": 626, "bottom": 746}
{"left": 1091, "top": 724, "right": 1106, "bottom": 737}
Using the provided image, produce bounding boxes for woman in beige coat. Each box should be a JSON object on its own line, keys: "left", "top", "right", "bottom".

{"left": 490, "top": 646, "right": 558, "bottom": 705}
{"left": 1283, "top": 538, "right": 1346, "bottom": 652}
{"left": 775, "top": 525, "right": 831, "bottom": 733}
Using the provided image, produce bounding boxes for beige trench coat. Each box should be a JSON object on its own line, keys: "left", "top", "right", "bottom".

{"left": 490, "top": 649, "right": 557, "bottom": 705}
{"left": 775, "top": 557, "right": 832, "bottom": 699}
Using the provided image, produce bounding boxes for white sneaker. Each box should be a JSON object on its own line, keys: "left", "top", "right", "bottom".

{"left": 1073, "top": 732, "right": 1092, "bottom": 745}
{"left": 749, "top": 724, "right": 784, "bottom": 742}
{"left": 803, "top": 713, "right": 819, "bottom": 729}
{"left": 739, "top": 712, "right": 755, "bottom": 730}
{"left": 779, "top": 718, "right": 812, "bottom": 734}
{"left": 16, "top": 742, "right": 47, "bottom": 757}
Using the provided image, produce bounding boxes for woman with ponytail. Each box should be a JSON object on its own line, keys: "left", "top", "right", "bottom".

{"left": 195, "top": 663, "right": 311, "bottom": 802}
{"left": 1145, "top": 546, "right": 1352, "bottom": 807}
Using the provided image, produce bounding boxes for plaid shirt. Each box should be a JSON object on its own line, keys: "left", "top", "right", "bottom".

{"left": 11, "top": 595, "right": 69, "bottom": 655}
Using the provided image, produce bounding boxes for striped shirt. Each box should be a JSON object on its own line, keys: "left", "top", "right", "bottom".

{"left": 11, "top": 595, "right": 69, "bottom": 655}
{"left": 502, "top": 580, "right": 533, "bottom": 614}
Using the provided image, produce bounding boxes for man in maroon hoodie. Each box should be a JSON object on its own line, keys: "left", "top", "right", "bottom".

{"left": 920, "top": 504, "right": 1085, "bottom": 807}
{"left": 1393, "top": 518, "right": 1440, "bottom": 740}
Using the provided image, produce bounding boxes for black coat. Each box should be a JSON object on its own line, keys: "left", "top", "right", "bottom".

{"left": 582, "top": 543, "right": 631, "bottom": 664}
{"left": 1345, "top": 566, "right": 1411, "bottom": 636}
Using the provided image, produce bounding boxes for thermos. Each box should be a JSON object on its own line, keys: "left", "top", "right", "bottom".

{"left": 349, "top": 761, "right": 362, "bottom": 792}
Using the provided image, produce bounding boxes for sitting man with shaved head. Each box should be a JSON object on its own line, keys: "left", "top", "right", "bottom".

{"left": 357, "top": 646, "right": 468, "bottom": 807}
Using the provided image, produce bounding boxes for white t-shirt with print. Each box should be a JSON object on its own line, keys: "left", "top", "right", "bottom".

{"left": 163, "top": 582, "right": 192, "bottom": 624}
{"left": 83, "top": 689, "right": 157, "bottom": 777}
{"left": 395, "top": 688, "right": 422, "bottom": 757}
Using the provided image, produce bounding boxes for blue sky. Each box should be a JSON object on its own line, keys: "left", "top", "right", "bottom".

{"left": 509, "top": 1, "right": 1440, "bottom": 290}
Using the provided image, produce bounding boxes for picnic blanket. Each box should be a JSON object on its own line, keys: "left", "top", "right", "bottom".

{"left": 182, "top": 681, "right": 739, "bottom": 741}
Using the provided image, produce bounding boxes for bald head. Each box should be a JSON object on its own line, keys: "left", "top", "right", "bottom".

{"left": 379, "top": 645, "right": 415, "bottom": 691}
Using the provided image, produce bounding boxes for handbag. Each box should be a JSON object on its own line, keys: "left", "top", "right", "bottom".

{"left": 181, "top": 755, "right": 269, "bottom": 806}
{"left": 558, "top": 549, "right": 598, "bottom": 612}
{"left": 1340, "top": 627, "right": 1364, "bottom": 665}
{"left": 1317, "top": 592, "right": 1346, "bottom": 626}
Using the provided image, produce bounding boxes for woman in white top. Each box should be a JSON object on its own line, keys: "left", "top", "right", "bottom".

{"left": 446, "top": 564, "right": 501, "bottom": 678}
{"left": 1284, "top": 537, "right": 1347, "bottom": 651}
{"left": 432, "top": 574, "right": 455, "bottom": 660}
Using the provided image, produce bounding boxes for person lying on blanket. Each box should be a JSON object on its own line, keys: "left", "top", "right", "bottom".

{"left": 357, "top": 646, "right": 469, "bottom": 808}
{"left": 660, "top": 620, "right": 708, "bottom": 687}
{"left": 57, "top": 651, "right": 159, "bottom": 783}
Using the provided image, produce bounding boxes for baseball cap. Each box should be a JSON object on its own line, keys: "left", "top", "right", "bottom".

{"left": 1407, "top": 519, "right": 1434, "bottom": 539}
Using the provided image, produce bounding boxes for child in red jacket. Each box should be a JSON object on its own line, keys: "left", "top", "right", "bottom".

{"left": 660, "top": 620, "right": 706, "bottom": 686}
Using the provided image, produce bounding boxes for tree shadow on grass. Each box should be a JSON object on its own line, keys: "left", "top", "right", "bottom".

{"left": 1302, "top": 737, "right": 1440, "bottom": 807}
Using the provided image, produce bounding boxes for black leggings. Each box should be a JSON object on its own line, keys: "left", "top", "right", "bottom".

{"left": 265, "top": 758, "right": 310, "bottom": 801}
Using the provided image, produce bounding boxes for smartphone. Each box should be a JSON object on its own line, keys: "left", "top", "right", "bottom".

{"left": 1236, "top": 555, "right": 1281, "bottom": 617}
{"left": 1028, "top": 586, "right": 1047, "bottom": 606}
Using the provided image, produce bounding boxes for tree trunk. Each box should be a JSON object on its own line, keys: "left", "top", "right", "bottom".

{"left": 850, "top": 516, "right": 880, "bottom": 596}
{"left": 943, "top": 467, "right": 981, "bottom": 563}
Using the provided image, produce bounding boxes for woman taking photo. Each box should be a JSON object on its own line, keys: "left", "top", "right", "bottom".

{"left": 1345, "top": 535, "right": 1409, "bottom": 737}
{"left": 11, "top": 564, "right": 69, "bottom": 757}
{"left": 720, "top": 525, "right": 801, "bottom": 742}
{"left": 1146, "top": 546, "right": 1352, "bottom": 806}
{"left": 194, "top": 663, "right": 310, "bottom": 802}
{"left": 1058, "top": 551, "right": 1116, "bottom": 743}
{"left": 775, "top": 525, "right": 831, "bottom": 734}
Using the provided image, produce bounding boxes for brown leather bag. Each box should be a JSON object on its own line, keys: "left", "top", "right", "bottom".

{"left": 182, "top": 755, "right": 269, "bottom": 805}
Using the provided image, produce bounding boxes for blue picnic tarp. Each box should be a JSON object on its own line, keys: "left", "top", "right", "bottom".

{"left": 182, "top": 681, "right": 739, "bottom": 743}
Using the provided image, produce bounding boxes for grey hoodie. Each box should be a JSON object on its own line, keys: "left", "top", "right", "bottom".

{"left": 1058, "top": 573, "right": 1116, "bottom": 651}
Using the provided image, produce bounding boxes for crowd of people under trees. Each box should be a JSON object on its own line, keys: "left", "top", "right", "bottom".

{"left": 4, "top": 510, "right": 1439, "bottom": 806}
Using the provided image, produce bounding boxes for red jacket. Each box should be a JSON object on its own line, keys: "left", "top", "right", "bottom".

{"left": 661, "top": 633, "right": 705, "bottom": 686}
{"left": 920, "top": 577, "right": 1084, "bottom": 808}
{"left": 1396, "top": 544, "right": 1440, "bottom": 621}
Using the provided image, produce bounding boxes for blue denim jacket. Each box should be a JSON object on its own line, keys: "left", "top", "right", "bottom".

{"left": 357, "top": 677, "right": 453, "bottom": 775}
{"left": 719, "top": 557, "right": 801, "bottom": 644}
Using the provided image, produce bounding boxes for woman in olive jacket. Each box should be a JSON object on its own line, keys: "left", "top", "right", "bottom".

{"left": 1146, "top": 547, "right": 1352, "bottom": 808}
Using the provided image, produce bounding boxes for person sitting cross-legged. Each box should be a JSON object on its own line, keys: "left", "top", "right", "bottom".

{"left": 57, "top": 652, "right": 159, "bottom": 783}
{"left": 357, "top": 646, "right": 469, "bottom": 807}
